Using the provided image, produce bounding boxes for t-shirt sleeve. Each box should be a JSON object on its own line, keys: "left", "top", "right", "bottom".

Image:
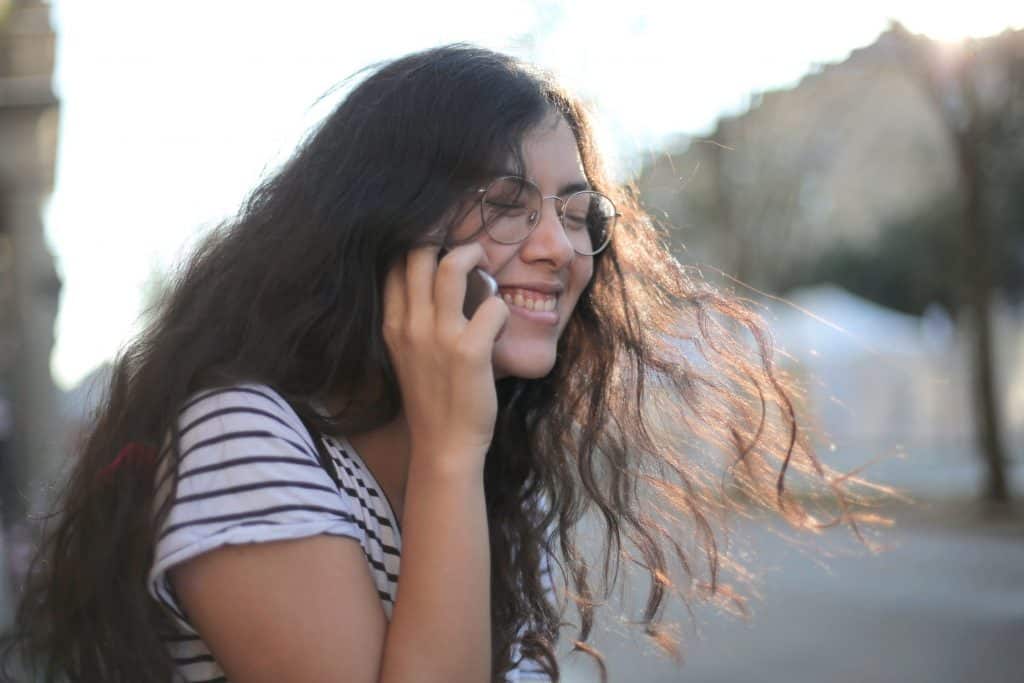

{"left": 147, "top": 383, "right": 362, "bottom": 626}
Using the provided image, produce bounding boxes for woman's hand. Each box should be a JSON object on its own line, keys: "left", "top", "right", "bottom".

{"left": 382, "top": 243, "right": 509, "bottom": 472}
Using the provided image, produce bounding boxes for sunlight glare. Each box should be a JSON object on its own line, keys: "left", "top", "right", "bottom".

{"left": 892, "top": 1, "right": 1023, "bottom": 42}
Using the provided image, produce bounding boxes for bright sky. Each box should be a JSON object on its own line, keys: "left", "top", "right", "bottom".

{"left": 45, "top": 0, "right": 1023, "bottom": 390}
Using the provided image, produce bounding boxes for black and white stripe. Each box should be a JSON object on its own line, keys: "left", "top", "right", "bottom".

{"left": 147, "top": 383, "right": 551, "bottom": 682}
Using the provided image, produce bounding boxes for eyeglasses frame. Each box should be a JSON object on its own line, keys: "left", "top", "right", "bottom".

{"left": 473, "top": 175, "right": 619, "bottom": 256}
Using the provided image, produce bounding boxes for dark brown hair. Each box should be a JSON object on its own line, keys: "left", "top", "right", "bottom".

{"left": 3, "top": 44, "right": 878, "bottom": 682}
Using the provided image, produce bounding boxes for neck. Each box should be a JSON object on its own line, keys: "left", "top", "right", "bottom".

{"left": 334, "top": 402, "right": 412, "bottom": 513}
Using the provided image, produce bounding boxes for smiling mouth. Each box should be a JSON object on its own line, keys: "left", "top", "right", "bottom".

{"left": 498, "top": 287, "right": 558, "bottom": 313}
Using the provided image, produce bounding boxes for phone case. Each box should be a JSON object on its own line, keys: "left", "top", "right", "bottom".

{"left": 463, "top": 268, "right": 498, "bottom": 318}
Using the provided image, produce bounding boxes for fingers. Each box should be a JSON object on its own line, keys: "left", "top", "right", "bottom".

{"left": 434, "top": 243, "right": 490, "bottom": 331}
{"left": 405, "top": 244, "right": 442, "bottom": 314}
{"left": 384, "top": 242, "right": 502, "bottom": 365}
{"left": 462, "top": 295, "right": 509, "bottom": 353}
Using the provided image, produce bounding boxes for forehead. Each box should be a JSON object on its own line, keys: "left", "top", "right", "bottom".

{"left": 518, "top": 115, "right": 587, "bottom": 189}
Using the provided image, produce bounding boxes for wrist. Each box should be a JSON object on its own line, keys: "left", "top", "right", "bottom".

{"left": 408, "top": 442, "right": 488, "bottom": 480}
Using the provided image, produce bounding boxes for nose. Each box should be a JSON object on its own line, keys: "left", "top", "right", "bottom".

{"left": 519, "top": 196, "right": 575, "bottom": 267}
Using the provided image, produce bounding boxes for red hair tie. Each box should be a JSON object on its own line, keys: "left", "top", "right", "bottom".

{"left": 99, "top": 441, "right": 158, "bottom": 482}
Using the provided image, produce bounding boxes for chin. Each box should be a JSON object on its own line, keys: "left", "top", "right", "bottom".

{"left": 492, "top": 341, "right": 557, "bottom": 380}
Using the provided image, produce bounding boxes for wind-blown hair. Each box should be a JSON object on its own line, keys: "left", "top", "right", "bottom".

{"left": 3, "top": 44, "right": 875, "bottom": 682}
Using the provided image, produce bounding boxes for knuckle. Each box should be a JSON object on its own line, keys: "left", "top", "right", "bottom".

{"left": 405, "top": 320, "right": 433, "bottom": 346}
{"left": 405, "top": 310, "right": 428, "bottom": 331}
{"left": 403, "top": 326, "right": 422, "bottom": 346}
{"left": 436, "top": 255, "right": 459, "bottom": 278}
{"left": 452, "top": 336, "right": 483, "bottom": 362}
{"left": 382, "top": 319, "right": 400, "bottom": 342}
{"left": 437, "top": 327, "right": 459, "bottom": 349}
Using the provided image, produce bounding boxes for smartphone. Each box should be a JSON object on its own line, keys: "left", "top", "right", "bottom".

{"left": 464, "top": 267, "right": 499, "bottom": 318}
{"left": 438, "top": 247, "right": 498, "bottom": 318}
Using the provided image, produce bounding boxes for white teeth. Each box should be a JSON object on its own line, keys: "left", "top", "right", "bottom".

{"left": 500, "top": 289, "right": 558, "bottom": 312}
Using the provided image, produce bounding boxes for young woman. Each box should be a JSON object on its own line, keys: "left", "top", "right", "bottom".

{"left": 5, "top": 44, "right": 870, "bottom": 682}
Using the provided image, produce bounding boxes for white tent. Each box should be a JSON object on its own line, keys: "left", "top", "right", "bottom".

{"left": 765, "top": 284, "right": 1023, "bottom": 498}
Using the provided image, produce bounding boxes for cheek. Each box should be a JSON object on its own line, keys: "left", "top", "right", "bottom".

{"left": 570, "top": 260, "right": 594, "bottom": 302}
{"left": 447, "top": 202, "right": 483, "bottom": 244}
{"left": 555, "top": 260, "right": 593, "bottom": 330}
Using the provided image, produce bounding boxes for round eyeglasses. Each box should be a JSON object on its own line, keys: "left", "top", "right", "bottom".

{"left": 474, "top": 176, "right": 618, "bottom": 256}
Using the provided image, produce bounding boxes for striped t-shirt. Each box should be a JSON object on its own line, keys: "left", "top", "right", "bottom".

{"left": 147, "top": 383, "right": 552, "bottom": 682}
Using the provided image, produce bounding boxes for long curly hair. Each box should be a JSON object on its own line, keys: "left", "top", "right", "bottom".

{"left": 3, "top": 44, "right": 878, "bottom": 682}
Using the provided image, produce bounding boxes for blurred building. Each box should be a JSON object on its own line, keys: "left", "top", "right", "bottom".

{"left": 638, "top": 23, "right": 1024, "bottom": 500}
{"left": 0, "top": 0, "right": 61, "bottom": 544}
{"left": 637, "top": 24, "right": 1021, "bottom": 291}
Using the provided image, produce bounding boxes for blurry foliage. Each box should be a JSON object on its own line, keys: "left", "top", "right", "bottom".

{"left": 786, "top": 203, "right": 963, "bottom": 316}
{"left": 784, "top": 183, "right": 1024, "bottom": 317}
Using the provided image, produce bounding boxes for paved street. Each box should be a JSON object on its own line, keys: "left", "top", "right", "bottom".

{"left": 559, "top": 499, "right": 1024, "bottom": 683}
{"left": 3, "top": 500, "right": 1021, "bottom": 682}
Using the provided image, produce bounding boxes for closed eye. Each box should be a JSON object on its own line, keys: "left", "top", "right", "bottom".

{"left": 562, "top": 213, "right": 588, "bottom": 229}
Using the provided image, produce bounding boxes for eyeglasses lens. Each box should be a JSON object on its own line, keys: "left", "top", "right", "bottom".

{"left": 481, "top": 177, "right": 538, "bottom": 244}
{"left": 563, "top": 191, "right": 615, "bottom": 256}
{"left": 481, "top": 177, "right": 615, "bottom": 255}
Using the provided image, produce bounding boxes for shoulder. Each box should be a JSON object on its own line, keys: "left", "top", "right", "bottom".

{"left": 150, "top": 382, "right": 363, "bottom": 599}
{"left": 175, "top": 382, "right": 318, "bottom": 459}
{"left": 148, "top": 382, "right": 403, "bottom": 630}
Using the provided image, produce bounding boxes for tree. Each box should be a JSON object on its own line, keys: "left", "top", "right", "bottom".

{"left": 895, "top": 25, "right": 1020, "bottom": 505}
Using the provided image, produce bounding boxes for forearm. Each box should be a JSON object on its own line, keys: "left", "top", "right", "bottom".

{"left": 379, "top": 455, "right": 491, "bottom": 683}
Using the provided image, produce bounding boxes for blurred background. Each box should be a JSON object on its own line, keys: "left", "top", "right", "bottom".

{"left": 0, "top": 1, "right": 1021, "bottom": 681}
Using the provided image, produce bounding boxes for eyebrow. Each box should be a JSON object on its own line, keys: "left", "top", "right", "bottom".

{"left": 556, "top": 180, "right": 591, "bottom": 196}
{"left": 491, "top": 170, "right": 591, "bottom": 196}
